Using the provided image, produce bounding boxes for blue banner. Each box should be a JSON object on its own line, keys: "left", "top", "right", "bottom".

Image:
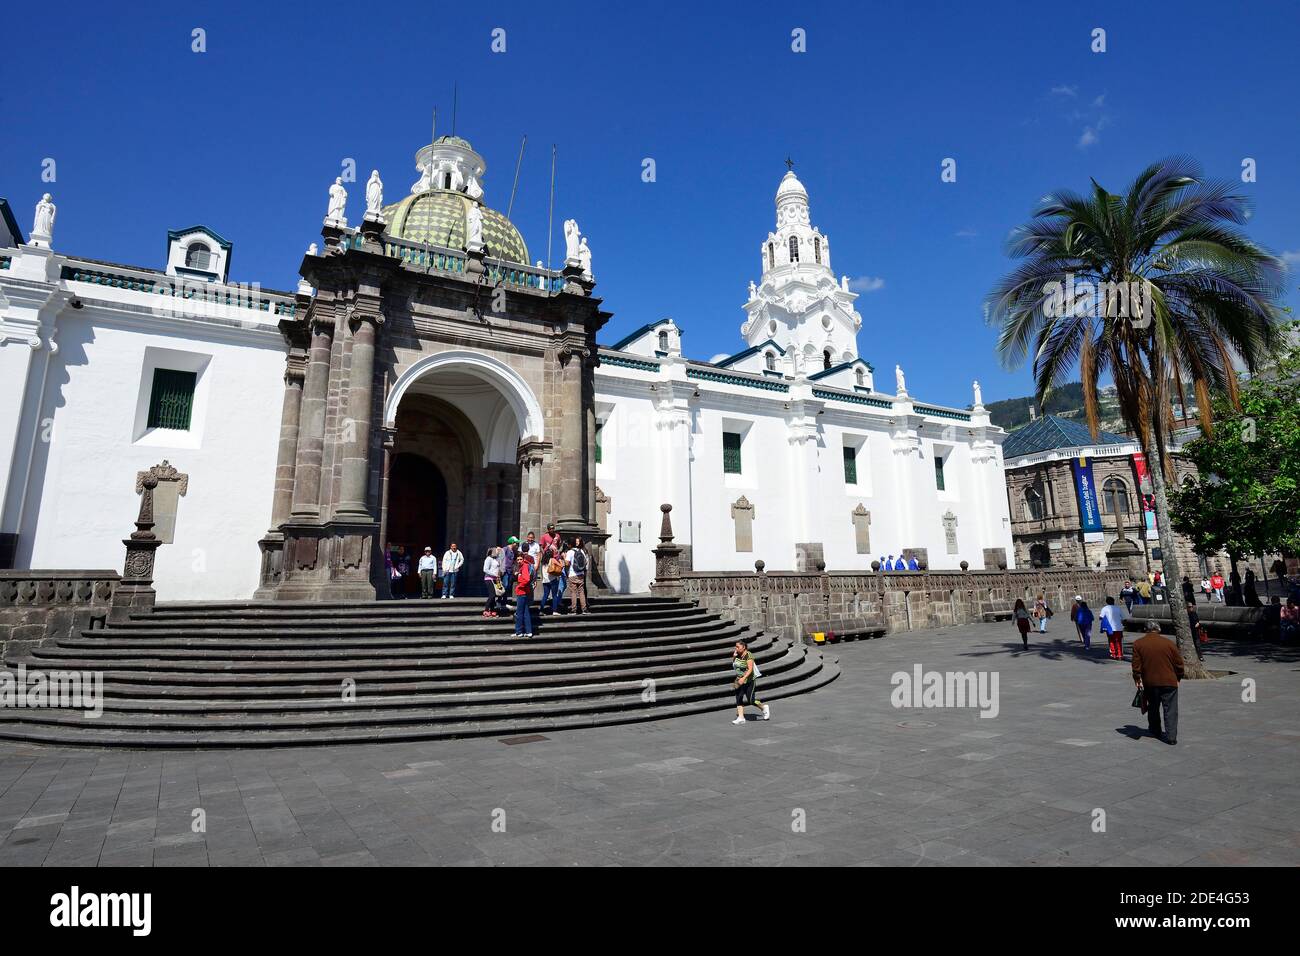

{"left": 1070, "top": 455, "right": 1104, "bottom": 539}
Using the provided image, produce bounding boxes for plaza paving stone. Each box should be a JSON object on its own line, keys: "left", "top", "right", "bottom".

{"left": 0, "top": 620, "right": 1296, "bottom": 866}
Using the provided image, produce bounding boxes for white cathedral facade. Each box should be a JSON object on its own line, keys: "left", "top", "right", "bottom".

{"left": 0, "top": 138, "right": 1014, "bottom": 602}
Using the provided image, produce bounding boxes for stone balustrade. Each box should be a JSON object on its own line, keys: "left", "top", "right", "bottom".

{"left": 0, "top": 571, "right": 119, "bottom": 657}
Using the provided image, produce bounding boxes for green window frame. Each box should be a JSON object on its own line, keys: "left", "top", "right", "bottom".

{"left": 842, "top": 445, "right": 857, "bottom": 484}
{"left": 722, "top": 431, "right": 742, "bottom": 475}
{"left": 147, "top": 368, "right": 197, "bottom": 430}
{"left": 934, "top": 454, "right": 946, "bottom": 491}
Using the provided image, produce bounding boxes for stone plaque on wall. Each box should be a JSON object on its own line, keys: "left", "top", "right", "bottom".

{"left": 851, "top": 504, "right": 871, "bottom": 554}
{"left": 731, "top": 495, "right": 755, "bottom": 553}
{"left": 618, "top": 520, "right": 641, "bottom": 543}
{"left": 942, "top": 510, "right": 958, "bottom": 555}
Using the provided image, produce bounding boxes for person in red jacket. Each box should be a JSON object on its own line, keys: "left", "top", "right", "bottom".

{"left": 1210, "top": 571, "right": 1225, "bottom": 602}
{"left": 513, "top": 553, "right": 535, "bottom": 637}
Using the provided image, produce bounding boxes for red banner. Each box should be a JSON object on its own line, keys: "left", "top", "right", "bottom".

{"left": 1130, "top": 453, "right": 1159, "bottom": 540}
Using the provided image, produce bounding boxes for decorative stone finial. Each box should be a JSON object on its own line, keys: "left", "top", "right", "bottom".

{"left": 754, "top": 559, "right": 766, "bottom": 573}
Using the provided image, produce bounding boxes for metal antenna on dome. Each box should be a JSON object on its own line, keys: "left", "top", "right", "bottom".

{"left": 505, "top": 135, "right": 526, "bottom": 222}
{"left": 546, "top": 144, "right": 556, "bottom": 277}
{"left": 451, "top": 83, "right": 458, "bottom": 136}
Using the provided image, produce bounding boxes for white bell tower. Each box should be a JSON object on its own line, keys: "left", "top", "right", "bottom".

{"left": 740, "top": 165, "right": 864, "bottom": 372}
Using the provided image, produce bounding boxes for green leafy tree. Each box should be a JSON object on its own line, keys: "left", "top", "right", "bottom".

{"left": 987, "top": 158, "right": 1285, "bottom": 676}
{"left": 1172, "top": 323, "right": 1300, "bottom": 563}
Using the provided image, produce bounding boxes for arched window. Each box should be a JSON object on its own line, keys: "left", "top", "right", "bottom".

{"left": 823, "top": 349, "right": 833, "bottom": 370}
{"left": 185, "top": 242, "right": 212, "bottom": 270}
{"left": 814, "top": 237, "right": 822, "bottom": 264}
{"left": 788, "top": 236, "right": 799, "bottom": 263}
{"left": 854, "top": 368, "right": 865, "bottom": 387}
{"left": 1101, "top": 477, "right": 1130, "bottom": 515}
{"left": 767, "top": 243, "right": 774, "bottom": 270}
{"left": 657, "top": 330, "right": 668, "bottom": 351}
{"left": 765, "top": 351, "right": 776, "bottom": 372}
{"left": 1024, "top": 486, "right": 1045, "bottom": 521}
{"left": 1029, "top": 543, "right": 1051, "bottom": 568}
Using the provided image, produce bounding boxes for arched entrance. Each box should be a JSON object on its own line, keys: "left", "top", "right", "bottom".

{"left": 386, "top": 453, "right": 447, "bottom": 596}
{"left": 379, "top": 353, "right": 539, "bottom": 598}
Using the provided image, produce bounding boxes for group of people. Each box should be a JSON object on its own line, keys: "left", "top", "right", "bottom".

{"left": 878, "top": 553, "right": 920, "bottom": 571}
{"left": 479, "top": 525, "right": 592, "bottom": 638}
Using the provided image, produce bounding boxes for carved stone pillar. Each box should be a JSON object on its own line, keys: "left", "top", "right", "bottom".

{"left": 256, "top": 338, "right": 307, "bottom": 596}
{"left": 291, "top": 316, "right": 334, "bottom": 518}
{"left": 110, "top": 471, "right": 164, "bottom": 623}
{"left": 650, "top": 503, "right": 683, "bottom": 600}
{"left": 338, "top": 312, "right": 380, "bottom": 517}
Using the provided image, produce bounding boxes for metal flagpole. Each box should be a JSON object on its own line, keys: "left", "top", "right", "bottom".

{"left": 505, "top": 135, "right": 527, "bottom": 222}
{"left": 546, "top": 144, "right": 556, "bottom": 275}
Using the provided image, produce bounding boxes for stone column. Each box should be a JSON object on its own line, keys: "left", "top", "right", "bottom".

{"left": 291, "top": 317, "right": 335, "bottom": 518}
{"left": 270, "top": 358, "right": 306, "bottom": 529}
{"left": 337, "top": 313, "right": 379, "bottom": 517}
{"left": 109, "top": 473, "right": 163, "bottom": 623}
{"left": 553, "top": 344, "right": 589, "bottom": 525}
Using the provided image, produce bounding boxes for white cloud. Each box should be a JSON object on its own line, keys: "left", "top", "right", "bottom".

{"left": 954, "top": 228, "right": 978, "bottom": 238}
{"left": 1280, "top": 249, "right": 1300, "bottom": 267}
{"left": 848, "top": 275, "right": 885, "bottom": 293}
{"left": 1078, "top": 127, "right": 1099, "bottom": 148}
{"left": 1050, "top": 84, "right": 1078, "bottom": 96}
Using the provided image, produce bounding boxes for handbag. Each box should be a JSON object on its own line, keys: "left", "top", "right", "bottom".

{"left": 1131, "top": 688, "right": 1147, "bottom": 713}
{"left": 547, "top": 556, "right": 564, "bottom": 576}
{"left": 493, "top": 581, "right": 505, "bottom": 596}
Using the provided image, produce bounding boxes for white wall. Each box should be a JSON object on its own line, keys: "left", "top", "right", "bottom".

{"left": 19, "top": 310, "right": 285, "bottom": 600}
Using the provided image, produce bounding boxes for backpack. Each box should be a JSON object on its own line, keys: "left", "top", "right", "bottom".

{"left": 516, "top": 562, "right": 532, "bottom": 590}
{"left": 571, "top": 549, "right": 587, "bottom": 575}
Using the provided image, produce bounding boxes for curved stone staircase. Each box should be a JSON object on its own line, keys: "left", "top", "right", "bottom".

{"left": 0, "top": 595, "right": 838, "bottom": 747}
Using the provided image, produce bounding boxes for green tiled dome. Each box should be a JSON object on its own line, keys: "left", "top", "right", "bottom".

{"left": 383, "top": 189, "right": 529, "bottom": 264}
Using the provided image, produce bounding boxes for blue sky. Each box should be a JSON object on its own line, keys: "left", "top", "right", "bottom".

{"left": 4, "top": 0, "right": 1297, "bottom": 408}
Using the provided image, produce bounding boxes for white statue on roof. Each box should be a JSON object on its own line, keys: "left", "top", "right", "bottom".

{"left": 563, "top": 219, "right": 581, "bottom": 263}
{"left": 466, "top": 171, "right": 483, "bottom": 200}
{"left": 465, "top": 201, "right": 484, "bottom": 251}
{"left": 895, "top": 364, "right": 907, "bottom": 395}
{"left": 364, "top": 170, "right": 384, "bottom": 221}
{"left": 31, "top": 193, "right": 56, "bottom": 246}
{"left": 578, "top": 235, "right": 592, "bottom": 278}
{"left": 326, "top": 178, "right": 347, "bottom": 225}
{"left": 973, "top": 380, "right": 983, "bottom": 407}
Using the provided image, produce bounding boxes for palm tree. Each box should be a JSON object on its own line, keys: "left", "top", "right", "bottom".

{"left": 988, "top": 157, "right": 1284, "bottom": 676}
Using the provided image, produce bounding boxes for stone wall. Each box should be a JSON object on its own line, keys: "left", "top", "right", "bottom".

{"left": 671, "top": 565, "right": 1128, "bottom": 644}
{"left": 0, "top": 571, "right": 118, "bottom": 657}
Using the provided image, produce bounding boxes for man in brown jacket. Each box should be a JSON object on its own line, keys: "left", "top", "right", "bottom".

{"left": 1131, "top": 622, "right": 1185, "bottom": 745}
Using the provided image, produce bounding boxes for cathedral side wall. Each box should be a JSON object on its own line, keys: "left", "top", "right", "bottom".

{"left": 21, "top": 313, "right": 285, "bottom": 601}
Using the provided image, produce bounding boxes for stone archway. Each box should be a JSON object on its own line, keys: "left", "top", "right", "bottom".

{"left": 378, "top": 361, "right": 532, "bottom": 597}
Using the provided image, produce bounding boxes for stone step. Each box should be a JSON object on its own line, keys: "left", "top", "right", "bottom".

{"left": 0, "top": 651, "right": 838, "bottom": 747}
{"left": 0, "top": 595, "right": 837, "bottom": 748}
{"left": 38, "top": 621, "right": 754, "bottom": 658}
{"left": 8, "top": 644, "right": 808, "bottom": 714}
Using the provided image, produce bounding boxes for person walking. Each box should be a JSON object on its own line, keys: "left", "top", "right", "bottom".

{"left": 1120, "top": 580, "right": 1136, "bottom": 612}
{"left": 1135, "top": 578, "right": 1152, "bottom": 605}
{"left": 440, "top": 543, "right": 464, "bottom": 598}
{"left": 1073, "top": 596, "right": 1095, "bottom": 649}
{"left": 1244, "top": 570, "right": 1262, "bottom": 608}
{"left": 540, "top": 539, "right": 561, "bottom": 615}
{"left": 1033, "top": 593, "right": 1051, "bottom": 634}
{"left": 1013, "top": 598, "right": 1031, "bottom": 650}
{"left": 1210, "top": 569, "right": 1225, "bottom": 602}
{"left": 1200, "top": 576, "right": 1211, "bottom": 600}
{"left": 566, "top": 536, "right": 590, "bottom": 616}
{"left": 417, "top": 546, "right": 438, "bottom": 599}
{"left": 730, "top": 640, "right": 770, "bottom": 724}
{"left": 482, "top": 547, "right": 502, "bottom": 618}
{"left": 498, "top": 537, "right": 517, "bottom": 613}
{"left": 1100, "top": 596, "right": 1129, "bottom": 660}
{"left": 1181, "top": 576, "right": 1196, "bottom": 605}
{"left": 1131, "top": 622, "right": 1185, "bottom": 745}
{"left": 1186, "top": 600, "right": 1206, "bottom": 662}
{"left": 513, "top": 552, "right": 535, "bottom": 637}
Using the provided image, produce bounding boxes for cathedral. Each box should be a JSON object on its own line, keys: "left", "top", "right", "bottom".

{"left": 0, "top": 131, "right": 1015, "bottom": 601}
